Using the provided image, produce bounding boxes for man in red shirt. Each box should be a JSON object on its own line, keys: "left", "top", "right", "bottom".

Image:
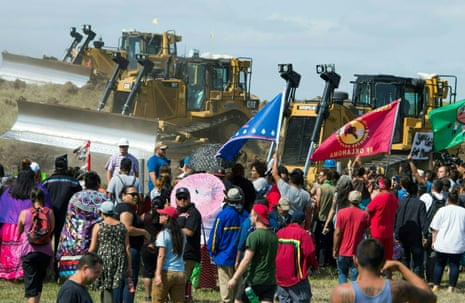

{"left": 366, "top": 177, "right": 398, "bottom": 262}
{"left": 333, "top": 190, "right": 370, "bottom": 283}
{"left": 276, "top": 210, "right": 318, "bottom": 303}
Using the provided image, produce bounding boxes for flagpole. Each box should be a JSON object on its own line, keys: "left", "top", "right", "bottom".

{"left": 267, "top": 89, "right": 286, "bottom": 163}
{"left": 385, "top": 99, "right": 401, "bottom": 175}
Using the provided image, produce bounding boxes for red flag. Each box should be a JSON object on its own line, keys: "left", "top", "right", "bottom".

{"left": 311, "top": 100, "right": 399, "bottom": 161}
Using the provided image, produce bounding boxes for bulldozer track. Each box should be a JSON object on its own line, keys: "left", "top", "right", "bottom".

{"left": 158, "top": 111, "right": 248, "bottom": 143}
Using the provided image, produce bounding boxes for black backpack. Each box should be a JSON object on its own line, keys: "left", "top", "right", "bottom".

{"left": 426, "top": 193, "right": 445, "bottom": 230}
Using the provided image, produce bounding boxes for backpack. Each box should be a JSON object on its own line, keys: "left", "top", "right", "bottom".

{"left": 426, "top": 193, "right": 445, "bottom": 231}
{"left": 27, "top": 207, "right": 52, "bottom": 246}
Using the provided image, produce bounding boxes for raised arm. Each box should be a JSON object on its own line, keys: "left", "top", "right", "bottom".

{"left": 383, "top": 260, "right": 436, "bottom": 303}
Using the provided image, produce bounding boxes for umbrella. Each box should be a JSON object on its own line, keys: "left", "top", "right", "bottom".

{"left": 188, "top": 143, "right": 236, "bottom": 172}
{"left": 170, "top": 173, "right": 225, "bottom": 242}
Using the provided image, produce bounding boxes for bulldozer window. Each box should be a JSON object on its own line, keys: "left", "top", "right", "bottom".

{"left": 357, "top": 83, "right": 371, "bottom": 106}
{"left": 187, "top": 63, "right": 206, "bottom": 111}
{"left": 122, "top": 37, "right": 142, "bottom": 70}
{"left": 146, "top": 36, "right": 162, "bottom": 55}
{"left": 374, "top": 83, "right": 398, "bottom": 108}
{"left": 403, "top": 91, "right": 420, "bottom": 116}
{"left": 211, "top": 67, "right": 228, "bottom": 90}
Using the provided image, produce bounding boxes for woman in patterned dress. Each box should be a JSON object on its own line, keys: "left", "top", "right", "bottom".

{"left": 55, "top": 172, "right": 107, "bottom": 280}
{"left": 89, "top": 201, "right": 131, "bottom": 303}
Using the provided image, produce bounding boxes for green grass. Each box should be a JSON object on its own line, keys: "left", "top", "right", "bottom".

{"left": 0, "top": 270, "right": 335, "bottom": 303}
{"left": 2, "top": 268, "right": 464, "bottom": 303}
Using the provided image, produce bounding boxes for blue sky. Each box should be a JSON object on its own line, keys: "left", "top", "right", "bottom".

{"left": 2, "top": 0, "right": 465, "bottom": 101}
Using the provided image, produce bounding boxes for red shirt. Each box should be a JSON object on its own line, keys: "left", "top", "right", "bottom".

{"left": 276, "top": 223, "right": 318, "bottom": 287}
{"left": 266, "top": 184, "right": 281, "bottom": 211}
{"left": 367, "top": 191, "right": 398, "bottom": 238}
{"left": 335, "top": 207, "right": 370, "bottom": 257}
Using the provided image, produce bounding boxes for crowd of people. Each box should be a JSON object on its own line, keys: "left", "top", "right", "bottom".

{"left": 1, "top": 137, "right": 464, "bottom": 303}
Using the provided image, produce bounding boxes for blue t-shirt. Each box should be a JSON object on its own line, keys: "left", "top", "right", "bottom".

{"left": 147, "top": 155, "right": 169, "bottom": 191}
{"left": 156, "top": 228, "right": 185, "bottom": 272}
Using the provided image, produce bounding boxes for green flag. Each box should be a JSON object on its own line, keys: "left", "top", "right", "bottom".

{"left": 428, "top": 99, "right": 465, "bottom": 151}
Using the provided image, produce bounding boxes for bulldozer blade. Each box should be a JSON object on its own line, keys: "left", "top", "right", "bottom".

{"left": 2, "top": 99, "right": 159, "bottom": 159}
{"left": 0, "top": 51, "right": 90, "bottom": 87}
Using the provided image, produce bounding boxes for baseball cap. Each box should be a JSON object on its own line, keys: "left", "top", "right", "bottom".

{"left": 155, "top": 142, "right": 168, "bottom": 150}
{"left": 99, "top": 201, "right": 115, "bottom": 215}
{"left": 291, "top": 210, "right": 306, "bottom": 224}
{"left": 157, "top": 206, "right": 178, "bottom": 219}
{"left": 252, "top": 203, "right": 269, "bottom": 225}
{"left": 214, "top": 167, "right": 226, "bottom": 177}
{"left": 175, "top": 187, "right": 190, "bottom": 197}
{"left": 278, "top": 197, "right": 290, "bottom": 211}
{"left": 118, "top": 138, "right": 129, "bottom": 147}
{"left": 348, "top": 190, "right": 362, "bottom": 203}
{"left": 226, "top": 187, "right": 243, "bottom": 202}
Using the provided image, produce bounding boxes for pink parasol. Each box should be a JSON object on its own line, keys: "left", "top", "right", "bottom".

{"left": 170, "top": 173, "right": 225, "bottom": 242}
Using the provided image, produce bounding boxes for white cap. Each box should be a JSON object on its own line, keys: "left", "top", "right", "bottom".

{"left": 118, "top": 138, "right": 129, "bottom": 146}
{"left": 30, "top": 162, "right": 40, "bottom": 174}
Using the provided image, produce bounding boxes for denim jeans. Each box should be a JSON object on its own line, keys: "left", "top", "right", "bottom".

{"left": 336, "top": 256, "right": 358, "bottom": 284}
{"left": 400, "top": 242, "right": 424, "bottom": 278}
{"left": 433, "top": 251, "right": 462, "bottom": 287}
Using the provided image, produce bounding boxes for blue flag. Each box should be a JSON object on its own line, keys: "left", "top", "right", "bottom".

{"left": 216, "top": 92, "right": 283, "bottom": 161}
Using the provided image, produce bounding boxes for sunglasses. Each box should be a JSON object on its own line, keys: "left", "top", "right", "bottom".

{"left": 176, "top": 195, "right": 189, "bottom": 201}
{"left": 126, "top": 192, "right": 139, "bottom": 197}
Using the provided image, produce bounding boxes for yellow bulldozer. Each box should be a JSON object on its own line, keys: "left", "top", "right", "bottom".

{"left": 0, "top": 24, "right": 181, "bottom": 87}
{"left": 276, "top": 64, "right": 457, "bottom": 183}
{"left": 4, "top": 41, "right": 259, "bottom": 160}
{"left": 96, "top": 49, "right": 260, "bottom": 143}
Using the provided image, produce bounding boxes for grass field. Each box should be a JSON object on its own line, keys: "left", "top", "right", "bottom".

{"left": 0, "top": 271, "right": 335, "bottom": 303}
{"left": 1, "top": 267, "right": 465, "bottom": 303}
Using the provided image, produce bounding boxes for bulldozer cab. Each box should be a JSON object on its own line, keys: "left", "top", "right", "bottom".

{"left": 352, "top": 75, "right": 425, "bottom": 115}
{"left": 119, "top": 30, "right": 181, "bottom": 71}
{"left": 183, "top": 56, "right": 256, "bottom": 115}
{"left": 351, "top": 74, "right": 454, "bottom": 151}
{"left": 351, "top": 75, "right": 426, "bottom": 148}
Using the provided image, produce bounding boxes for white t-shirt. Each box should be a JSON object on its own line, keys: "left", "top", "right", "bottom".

{"left": 430, "top": 204, "right": 465, "bottom": 254}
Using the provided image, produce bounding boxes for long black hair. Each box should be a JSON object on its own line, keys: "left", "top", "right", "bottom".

{"left": 10, "top": 169, "right": 35, "bottom": 199}
{"left": 165, "top": 216, "right": 184, "bottom": 256}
